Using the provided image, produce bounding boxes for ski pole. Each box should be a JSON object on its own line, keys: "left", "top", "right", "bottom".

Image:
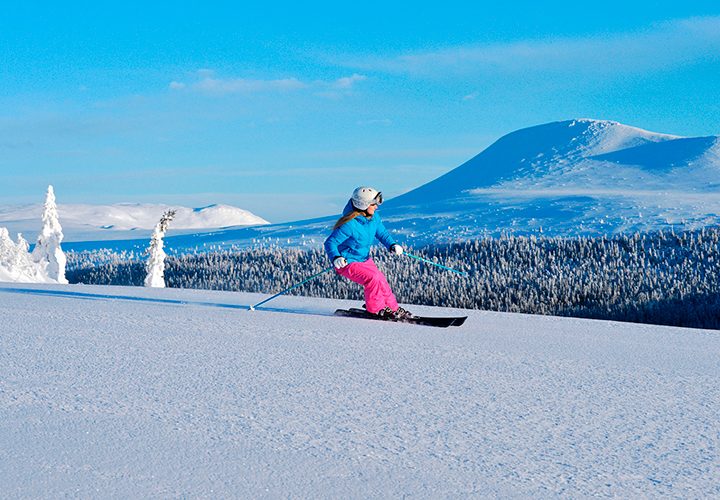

{"left": 249, "top": 266, "right": 335, "bottom": 310}
{"left": 404, "top": 252, "right": 468, "bottom": 277}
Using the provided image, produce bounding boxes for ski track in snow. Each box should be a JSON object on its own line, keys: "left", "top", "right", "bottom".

{"left": 1, "top": 283, "right": 719, "bottom": 498}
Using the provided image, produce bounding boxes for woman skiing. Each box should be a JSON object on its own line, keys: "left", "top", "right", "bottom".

{"left": 324, "top": 186, "right": 412, "bottom": 320}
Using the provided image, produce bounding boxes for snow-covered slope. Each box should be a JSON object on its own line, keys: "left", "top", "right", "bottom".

{"left": 1, "top": 283, "right": 718, "bottom": 497}
{"left": 387, "top": 119, "right": 680, "bottom": 208}
{"left": 380, "top": 119, "right": 720, "bottom": 240}
{"left": 0, "top": 203, "right": 269, "bottom": 243}
{"left": 26, "top": 118, "right": 720, "bottom": 254}
{"left": 66, "top": 118, "right": 720, "bottom": 254}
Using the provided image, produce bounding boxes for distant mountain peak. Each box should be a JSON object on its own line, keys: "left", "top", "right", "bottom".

{"left": 386, "top": 119, "right": 683, "bottom": 209}
{"left": 491, "top": 118, "right": 679, "bottom": 158}
{"left": 346, "top": 118, "right": 720, "bottom": 241}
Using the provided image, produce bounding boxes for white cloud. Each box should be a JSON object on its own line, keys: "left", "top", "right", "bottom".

{"left": 194, "top": 76, "right": 307, "bottom": 94}
{"left": 170, "top": 72, "right": 368, "bottom": 96}
{"left": 313, "top": 74, "right": 369, "bottom": 99}
{"left": 463, "top": 91, "right": 479, "bottom": 101}
{"left": 338, "top": 16, "right": 720, "bottom": 78}
{"left": 334, "top": 73, "right": 367, "bottom": 89}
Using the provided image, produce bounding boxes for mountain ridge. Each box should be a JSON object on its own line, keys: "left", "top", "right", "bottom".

{"left": 56, "top": 118, "right": 720, "bottom": 252}
{"left": 385, "top": 119, "right": 684, "bottom": 209}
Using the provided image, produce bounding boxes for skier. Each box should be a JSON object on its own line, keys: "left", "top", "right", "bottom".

{"left": 324, "top": 186, "right": 412, "bottom": 320}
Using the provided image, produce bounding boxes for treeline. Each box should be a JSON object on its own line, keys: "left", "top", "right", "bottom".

{"left": 66, "top": 228, "right": 720, "bottom": 329}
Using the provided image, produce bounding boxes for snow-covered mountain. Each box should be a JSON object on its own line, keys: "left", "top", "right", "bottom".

{"left": 388, "top": 118, "right": 680, "bottom": 208}
{"left": 57, "top": 118, "right": 720, "bottom": 253}
{"left": 382, "top": 118, "right": 720, "bottom": 240}
{"left": 0, "top": 203, "right": 269, "bottom": 243}
{"left": 1, "top": 282, "right": 718, "bottom": 497}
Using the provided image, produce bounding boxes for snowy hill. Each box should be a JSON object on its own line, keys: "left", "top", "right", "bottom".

{"left": 0, "top": 203, "right": 269, "bottom": 243}
{"left": 387, "top": 118, "right": 680, "bottom": 207}
{"left": 1, "top": 282, "right": 718, "bottom": 497}
{"left": 382, "top": 118, "right": 720, "bottom": 240}
{"left": 66, "top": 118, "right": 720, "bottom": 254}
{"left": 38, "top": 118, "right": 720, "bottom": 254}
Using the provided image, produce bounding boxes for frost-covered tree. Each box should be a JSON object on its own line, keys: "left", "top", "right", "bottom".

{"left": 0, "top": 228, "right": 51, "bottom": 283}
{"left": 144, "top": 210, "right": 176, "bottom": 288}
{"left": 31, "top": 185, "right": 68, "bottom": 284}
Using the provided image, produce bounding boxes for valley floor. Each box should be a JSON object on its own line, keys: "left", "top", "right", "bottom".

{"left": 0, "top": 283, "right": 718, "bottom": 497}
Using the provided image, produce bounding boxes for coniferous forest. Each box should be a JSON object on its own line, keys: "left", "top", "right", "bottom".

{"left": 66, "top": 227, "right": 720, "bottom": 330}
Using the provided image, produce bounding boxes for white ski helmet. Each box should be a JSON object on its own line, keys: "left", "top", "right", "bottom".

{"left": 351, "top": 186, "right": 383, "bottom": 210}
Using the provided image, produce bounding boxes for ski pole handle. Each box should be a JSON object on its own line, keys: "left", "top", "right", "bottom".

{"left": 250, "top": 266, "right": 335, "bottom": 310}
{"left": 404, "top": 252, "right": 468, "bottom": 277}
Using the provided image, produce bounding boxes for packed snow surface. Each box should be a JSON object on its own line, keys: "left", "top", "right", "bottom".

{"left": 1, "top": 283, "right": 718, "bottom": 497}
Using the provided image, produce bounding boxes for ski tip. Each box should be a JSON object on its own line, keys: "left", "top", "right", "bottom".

{"left": 452, "top": 316, "right": 468, "bottom": 327}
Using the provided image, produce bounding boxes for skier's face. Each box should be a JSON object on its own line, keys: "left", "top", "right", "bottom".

{"left": 366, "top": 203, "right": 378, "bottom": 215}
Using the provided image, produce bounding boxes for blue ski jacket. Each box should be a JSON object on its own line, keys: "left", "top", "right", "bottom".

{"left": 324, "top": 200, "right": 396, "bottom": 264}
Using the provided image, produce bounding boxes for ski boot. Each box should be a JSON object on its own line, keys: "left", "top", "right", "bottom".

{"left": 375, "top": 307, "right": 396, "bottom": 320}
{"left": 393, "top": 306, "right": 413, "bottom": 320}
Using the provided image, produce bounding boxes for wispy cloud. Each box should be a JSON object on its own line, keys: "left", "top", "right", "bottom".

{"left": 170, "top": 70, "right": 368, "bottom": 96}
{"left": 334, "top": 73, "right": 367, "bottom": 89}
{"left": 337, "top": 16, "right": 720, "bottom": 78}
{"left": 312, "top": 73, "right": 369, "bottom": 99}
{"left": 195, "top": 76, "right": 307, "bottom": 94}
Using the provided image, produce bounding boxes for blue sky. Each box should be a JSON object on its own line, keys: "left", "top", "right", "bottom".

{"left": 2, "top": 1, "right": 719, "bottom": 222}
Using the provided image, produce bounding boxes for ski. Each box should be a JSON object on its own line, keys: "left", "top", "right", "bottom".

{"left": 334, "top": 308, "right": 467, "bottom": 328}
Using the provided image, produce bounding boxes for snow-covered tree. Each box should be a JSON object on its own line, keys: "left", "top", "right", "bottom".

{"left": 0, "top": 228, "right": 51, "bottom": 283}
{"left": 31, "top": 185, "right": 68, "bottom": 284}
{"left": 144, "top": 210, "right": 176, "bottom": 288}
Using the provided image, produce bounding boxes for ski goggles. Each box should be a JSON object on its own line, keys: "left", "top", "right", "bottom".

{"left": 373, "top": 192, "right": 383, "bottom": 205}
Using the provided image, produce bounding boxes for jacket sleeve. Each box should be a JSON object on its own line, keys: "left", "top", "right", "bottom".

{"left": 374, "top": 216, "right": 396, "bottom": 249}
{"left": 324, "top": 222, "right": 353, "bottom": 261}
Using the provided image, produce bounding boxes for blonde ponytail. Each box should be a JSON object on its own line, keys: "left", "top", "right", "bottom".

{"left": 333, "top": 210, "right": 367, "bottom": 230}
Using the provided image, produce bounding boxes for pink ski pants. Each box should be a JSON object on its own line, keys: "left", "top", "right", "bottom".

{"left": 335, "top": 259, "right": 399, "bottom": 314}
